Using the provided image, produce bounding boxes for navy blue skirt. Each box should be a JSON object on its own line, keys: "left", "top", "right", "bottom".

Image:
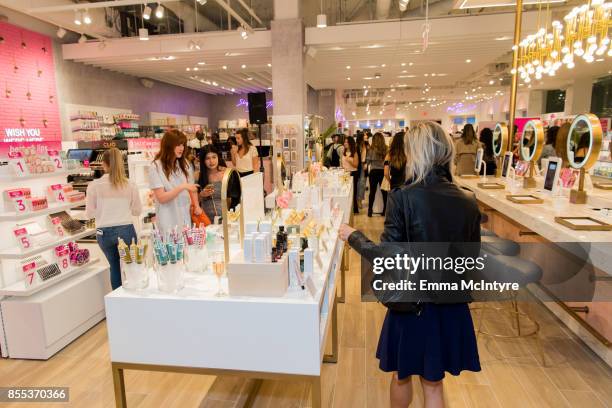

{"left": 376, "top": 303, "right": 481, "bottom": 382}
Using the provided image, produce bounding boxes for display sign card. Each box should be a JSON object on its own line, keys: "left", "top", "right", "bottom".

{"left": 8, "top": 151, "right": 28, "bottom": 177}
{"left": 13, "top": 227, "right": 32, "bottom": 250}
{"left": 22, "top": 261, "right": 36, "bottom": 286}
{"left": 47, "top": 150, "right": 63, "bottom": 170}
{"left": 8, "top": 190, "right": 29, "bottom": 213}
{"left": 49, "top": 184, "right": 65, "bottom": 202}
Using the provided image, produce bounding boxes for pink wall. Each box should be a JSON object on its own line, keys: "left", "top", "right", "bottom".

{"left": 0, "top": 22, "right": 62, "bottom": 157}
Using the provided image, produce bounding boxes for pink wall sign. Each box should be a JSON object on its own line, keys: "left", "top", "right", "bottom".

{"left": 0, "top": 22, "right": 62, "bottom": 157}
{"left": 513, "top": 117, "right": 540, "bottom": 141}
{"left": 127, "top": 138, "right": 161, "bottom": 152}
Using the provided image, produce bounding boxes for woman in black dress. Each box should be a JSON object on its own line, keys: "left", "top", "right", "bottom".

{"left": 339, "top": 121, "right": 481, "bottom": 408}
{"left": 381, "top": 132, "right": 407, "bottom": 216}
{"left": 478, "top": 128, "right": 497, "bottom": 176}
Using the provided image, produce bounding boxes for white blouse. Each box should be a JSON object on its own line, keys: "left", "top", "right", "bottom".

{"left": 235, "top": 145, "right": 259, "bottom": 172}
{"left": 85, "top": 175, "right": 142, "bottom": 228}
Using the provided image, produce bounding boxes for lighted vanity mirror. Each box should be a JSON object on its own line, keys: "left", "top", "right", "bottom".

{"left": 493, "top": 123, "right": 508, "bottom": 157}
{"left": 565, "top": 113, "right": 603, "bottom": 204}
{"left": 519, "top": 119, "right": 544, "bottom": 188}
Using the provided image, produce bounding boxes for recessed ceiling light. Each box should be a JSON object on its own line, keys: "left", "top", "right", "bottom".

{"left": 391, "top": 88, "right": 396, "bottom": 92}
{"left": 328, "top": 46, "right": 344, "bottom": 51}
{"left": 424, "top": 73, "right": 429, "bottom": 77}
{"left": 246, "top": 77, "right": 253, "bottom": 81}
{"left": 222, "top": 65, "right": 228, "bottom": 70}
{"left": 495, "top": 36, "right": 512, "bottom": 41}
{"left": 267, "top": 63, "right": 272, "bottom": 67}
{"left": 401, "top": 62, "right": 407, "bottom": 66}
{"left": 267, "top": 87, "right": 272, "bottom": 90}
{"left": 360, "top": 44, "right": 383, "bottom": 49}
{"left": 346, "top": 77, "right": 351, "bottom": 80}
{"left": 466, "top": 59, "right": 471, "bottom": 63}
{"left": 381, "top": 64, "right": 386, "bottom": 67}
{"left": 409, "top": 62, "right": 413, "bottom": 66}
{"left": 489, "top": 80, "right": 495, "bottom": 85}
{"left": 193, "top": 67, "right": 199, "bottom": 71}
{"left": 241, "top": 64, "right": 246, "bottom": 69}
{"left": 346, "top": 65, "right": 351, "bottom": 69}
{"left": 186, "top": 67, "right": 191, "bottom": 71}
{"left": 198, "top": 61, "right": 205, "bottom": 65}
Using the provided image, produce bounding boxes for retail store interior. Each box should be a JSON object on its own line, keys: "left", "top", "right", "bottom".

{"left": 0, "top": 0, "right": 611, "bottom": 407}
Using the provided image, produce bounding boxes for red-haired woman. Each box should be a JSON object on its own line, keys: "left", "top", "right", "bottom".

{"left": 148, "top": 129, "right": 202, "bottom": 234}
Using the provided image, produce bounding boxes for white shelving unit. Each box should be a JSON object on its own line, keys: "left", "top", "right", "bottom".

{"left": 0, "top": 200, "right": 86, "bottom": 222}
{"left": 0, "top": 167, "right": 109, "bottom": 359}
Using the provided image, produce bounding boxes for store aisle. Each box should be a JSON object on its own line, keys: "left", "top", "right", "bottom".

{"left": 0, "top": 214, "right": 610, "bottom": 408}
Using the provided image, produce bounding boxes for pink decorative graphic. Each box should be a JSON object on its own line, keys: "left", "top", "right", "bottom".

{"left": 0, "top": 22, "right": 62, "bottom": 157}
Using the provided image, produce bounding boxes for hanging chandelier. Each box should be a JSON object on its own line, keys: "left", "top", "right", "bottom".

{"left": 517, "top": 0, "right": 611, "bottom": 83}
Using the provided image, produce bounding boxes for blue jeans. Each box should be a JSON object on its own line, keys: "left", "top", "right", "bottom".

{"left": 96, "top": 224, "right": 137, "bottom": 290}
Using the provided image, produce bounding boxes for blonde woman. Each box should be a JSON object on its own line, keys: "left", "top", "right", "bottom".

{"left": 339, "top": 122, "right": 481, "bottom": 408}
{"left": 86, "top": 148, "right": 142, "bottom": 290}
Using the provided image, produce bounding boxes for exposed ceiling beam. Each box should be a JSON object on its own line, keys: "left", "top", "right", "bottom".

{"left": 235, "top": 0, "right": 263, "bottom": 25}
{"left": 212, "top": 0, "right": 254, "bottom": 32}
{"left": 27, "top": 0, "right": 176, "bottom": 13}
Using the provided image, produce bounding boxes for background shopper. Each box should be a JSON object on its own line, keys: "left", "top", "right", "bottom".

{"left": 86, "top": 148, "right": 142, "bottom": 290}
{"left": 231, "top": 128, "right": 259, "bottom": 177}
{"left": 539, "top": 125, "right": 559, "bottom": 166}
{"left": 325, "top": 133, "right": 345, "bottom": 167}
{"left": 384, "top": 131, "right": 407, "bottom": 192}
{"left": 342, "top": 135, "right": 360, "bottom": 214}
{"left": 367, "top": 132, "right": 388, "bottom": 217}
{"left": 198, "top": 145, "right": 241, "bottom": 221}
{"left": 356, "top": 131, "right": 369, "bottom": 209}
{"left": 149, "top": 129, "right": 202, "bottom": 235}
{"left": 455, "top": 124, "right": 480, "bottom": 175}
{"left": 478, "top": 127, "right": 497, "bottom": 175}
{"left": 339, "top": 121, "right": 481, "bottom": 408}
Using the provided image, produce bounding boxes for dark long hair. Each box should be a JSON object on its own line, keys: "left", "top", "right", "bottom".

{"left": 546, "top": 126, "right": 559, "bottom": 145}
{"left": 389, "top": 131, "right": 407, "bottom": 168}
{"left": 344, "top": 136, "right": 357, "bottom": 157}
{"left": 479, "top": 128, "right": 494, "bottom": 158}
{"left": 237, "top": 128, "right": 253, "bottom": 155}
{"left": 154, "top": 129, "right": 189, "bottom": 179}
{"left": 356, "top": 132, "right": 367, "bottom": 152}
{"left": 462, "top": 124, "right": 476, "bottom": 144}
{"left": 198, "top": 145, "right": 227, "bottom": 187}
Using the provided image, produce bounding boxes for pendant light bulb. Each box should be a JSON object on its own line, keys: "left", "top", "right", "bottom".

{"left": 143, "top": 5, "right": 152, "bottom": 20}
{"left": 74, "top": 10, "right": 82, "bottom": 25}
{"left": 83, "top": 10, "right": 92, "bottom": 25}
{"left": 155, "top": 3, "right": 164, "bottom": 19}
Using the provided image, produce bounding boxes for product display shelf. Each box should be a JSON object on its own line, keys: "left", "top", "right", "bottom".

{"left": 0, "top": 200, "right": 86, "bottom": 221}
{"left": 0, "top": 228, "right": 95, "bottom": 259}
{"left": 0, "top": 167, "right": 91, "bottom": 182}
{"left": 0, "top": 258, "right": 101, "bottom": 297}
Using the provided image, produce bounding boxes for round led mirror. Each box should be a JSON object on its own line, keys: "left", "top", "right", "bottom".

{"left": 519, "top": 120, "right": 544, "bottom": 163}
{"left": 492, "top": 123, "right": 508, "bottom": 157}
{"left": 566, "top": 114, "right": 602, "bottom": 170}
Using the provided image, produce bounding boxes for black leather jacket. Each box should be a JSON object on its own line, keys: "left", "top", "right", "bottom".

{"left": 348, "top": 165, "right": 481, "bottom": 311}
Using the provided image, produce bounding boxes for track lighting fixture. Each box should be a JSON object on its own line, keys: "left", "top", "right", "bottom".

{"left": 155, "top": 3, "right": 164, "bottom": 19}
{"left": 74, "top": 10, "right": 82, "bottom": 25}
{"left": 143, "top": 5, "right": 152, "bottom": 20}
{"left": 83, "top": 9, "right": 92, "bottom": 25}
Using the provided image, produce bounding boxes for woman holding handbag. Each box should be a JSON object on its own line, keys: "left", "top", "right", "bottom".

{"left": 339, "top": 122, "right": 481, "bottom": 408}
{"left": 149, "top": 129, "right": 203, "bottom": 235}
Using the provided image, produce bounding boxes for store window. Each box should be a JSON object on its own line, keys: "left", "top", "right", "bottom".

{"left": 591, "top": 75, "right": 612, "bottom": 118}
{"left": 545, "top": 90, "right": 566, "bottom": 113}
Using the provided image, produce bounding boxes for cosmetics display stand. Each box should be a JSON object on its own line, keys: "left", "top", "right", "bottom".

{"left": 0, "top": 165, "right": 109, "bottom": 359}
{"left": 104, "top": 183, "right": 352, "bottom": 408}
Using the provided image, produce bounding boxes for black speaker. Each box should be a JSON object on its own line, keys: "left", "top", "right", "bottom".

{"left": 248, "top": 92, "right": 268, "bottom": 124}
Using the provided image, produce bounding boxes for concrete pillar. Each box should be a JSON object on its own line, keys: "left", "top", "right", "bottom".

{"left": 564, "top": 77, "right": 593, "bottom": 115}
{"left": 272, "top": 0, "right": 306, "bottom": 169}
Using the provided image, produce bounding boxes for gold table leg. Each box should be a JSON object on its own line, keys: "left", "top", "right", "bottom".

{"left": 311, "top": 376, "right": 322, "bottom": 408}
{"left": 111, "top": 363, "right": 127, "bottom": 408}
{"left": 323, "top": 294, "right": 338, "bottom": 364}
{"left": 338, "top": 245, "right": 346, "bottom": 304}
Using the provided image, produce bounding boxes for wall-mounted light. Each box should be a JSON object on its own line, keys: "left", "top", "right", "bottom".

{"left": 56, "top": 27, "right": 67, "bottom": 38}
{"left": 143, "top": 5, "right": 152, "bottom": 20}
{"left": 238, "top": 26, "right": 248, "bottom": 39}
{"left": 155, "top": 3, "right": 164, "bottom": 19}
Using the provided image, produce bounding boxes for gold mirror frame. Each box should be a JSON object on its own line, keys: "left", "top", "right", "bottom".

{"left": 566, "top": 113, "right": 603, "bottom": 204}
{"left": 556, "top": 122, "right": 571, "bottom": 162}
{"left": 221, "top": 168, "right": 245, "bottom": 264}
{"left": 566, "top": 113, "right": 602, "bottom": 171}
{"left": 519, "top": 119, "right": 545, "bottom": 163}
{"left": 493, "top": 123, "right": 509, "bottom": 158}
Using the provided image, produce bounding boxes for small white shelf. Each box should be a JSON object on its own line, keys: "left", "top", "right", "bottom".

{"left": 0, "top": 168, "right": 92, "bottom": 182}
{"left": 0, "top": 200, "right": 86, "bottom": 221}
{"left": 0, "top": 228, "right": 96, "bottom": 259}
{"left": 0, "top": 258, "right": 102, "bottom": 297}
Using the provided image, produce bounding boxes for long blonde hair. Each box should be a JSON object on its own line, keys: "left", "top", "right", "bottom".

{"left": 102, "top": 148, "right": 128, "bottom": 188}
{"left": 405, "top": 122, "right": 455, "bottom": 184}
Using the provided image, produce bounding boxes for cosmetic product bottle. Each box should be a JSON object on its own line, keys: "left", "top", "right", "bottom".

{"left": 307, "top": 235, "right": 319, "bottom": 255}
{"left": 245, "top": 221, "right": 258, "bottom": 235}
{"left": 254, "top": 236, "right": 265, "bottom": 263}
{"left": 288, "top": 249, "right": 300, "bottom": 288}
{"left": 304, "top": 248, "right": 314, "bottom": 278}
{"left": 243, "top": 234, "right": 253, "bottom": 262}
{"left": 276, "top": 226, "right": 286, "bottom": 253}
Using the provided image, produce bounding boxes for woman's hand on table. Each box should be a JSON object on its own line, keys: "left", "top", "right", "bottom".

{"left": 339, "top": 224, "right": 356, "bottom": 241}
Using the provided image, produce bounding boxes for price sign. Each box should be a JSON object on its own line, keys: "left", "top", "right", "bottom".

{"left": 22, "top": 261, "right": 37, "bottom": 286}
{"left": 47, "top": 150, "right": 63, "bottom": 170}
{"left": 13, "top": 227, "right": 32, "bottom": 250}
{"left": 50, "top": 217, "right": 64, "bottom": 236}
{"left": 8, "top": 190, "right": 29, "bottom": 214}
{"left": 55, "top": 248, "right": 70, "bottom": 271}
{"left": 49, "top": 184, "right": 65, "bottom": 202}
{"left": 8, "top": 151, "right": 28, "bottom": 177}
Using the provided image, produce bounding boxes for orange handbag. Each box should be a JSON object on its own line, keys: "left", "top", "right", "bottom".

{"left": 190, "top": 194, "right": 211, "bottom": 227}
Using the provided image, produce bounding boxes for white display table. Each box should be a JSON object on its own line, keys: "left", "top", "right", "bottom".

{"left": 105, "top": 193, "right": 353, "bottom": 408}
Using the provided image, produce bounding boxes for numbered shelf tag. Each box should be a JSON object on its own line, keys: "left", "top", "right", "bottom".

{"left": 13, "top": 227, "right": 32, "bottom": 250}
{"left": 8, "top": 190, "right": 29, "bottom": 214}
{"left": 50, "top": 217, "right": 65, "bottom": 237}
{"left": 8, "top": 151, "right": 28, "bottom": 177}
{"left": 55, "top": 248, "right": 70, "bottom": 271}
{"left": 22, "top": 261, "right": 37, "bottom": 287}
{"left": 49, "top": 184, "right": 65, "bottom": 203}
{"left": 47, "top": 150, "right": 63, "bottom": 170}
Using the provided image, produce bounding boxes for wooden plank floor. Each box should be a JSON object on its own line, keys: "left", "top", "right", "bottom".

{"left": 0, "top": 214, "right": 610, "bottom": 407}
